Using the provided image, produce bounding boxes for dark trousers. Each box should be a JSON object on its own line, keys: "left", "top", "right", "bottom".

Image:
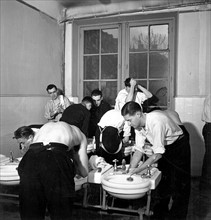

{"left": 200, "top": 123, "right": 211, "bottom": 189}
{"left": 18, "top": 143, "right": 75, "bottom": 220}
{"left": 152, "top": 127, "right": 191, "bottom": 220}
{"left": 195, "top": 123, "right": 211, "bottom": 219}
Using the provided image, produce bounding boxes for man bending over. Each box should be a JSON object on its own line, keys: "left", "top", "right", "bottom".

{"left": 14, "top": 121, "right": 88, "bottom": 220}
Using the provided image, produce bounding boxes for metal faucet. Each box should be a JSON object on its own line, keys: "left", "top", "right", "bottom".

{"left": 113, "top": 159, "right": 118, "bottom": 172}
{"left": 141, "top": 165, "right": 152, "bottom": 178}
{"left": 9, "top": 151, "right": 14, "bottom": 162}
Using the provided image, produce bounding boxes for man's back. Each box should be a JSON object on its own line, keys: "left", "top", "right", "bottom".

{"left": 33, "top": 122, "right": 82, "bottom": 150}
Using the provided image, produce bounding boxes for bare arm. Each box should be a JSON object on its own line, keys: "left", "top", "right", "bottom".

{"left": 125, "top": 78, "right": 137, "bottom": 103}
{"left": 72, "top": 128, "right": 89, "bottom": 177}
{"left": 130, "top": 153, "right": 162, "bottom": 175}
{"left": 137, "top": 84, "right": 152, "bottom": 99}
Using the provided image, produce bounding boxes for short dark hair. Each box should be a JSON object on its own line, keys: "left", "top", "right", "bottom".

{"left": 82, "top": 96, "right": 93, "bottom": 104}
{"left": 91, "top": 89, "right": 102, "bottom": 97}
{"left": 121, "top": 101, "right": 142, "bottom": 116}
{"left": 124, "top": 78, "right": 131, "bottom": 87}
{"left": 102, "top": 126, "right": 121, "bottom": 153}
{"left": 46, "top": 84, "right": 57, "bottom": 92}
{"left": 13, "top": 126, "right": 34, "bottom": 139}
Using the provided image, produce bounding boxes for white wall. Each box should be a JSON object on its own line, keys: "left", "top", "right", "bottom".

{"left": 0, "top": 0, "right": 63, "bottom": 158}
{"left": 175, "top": 10, "right": 211, "bottom": 176}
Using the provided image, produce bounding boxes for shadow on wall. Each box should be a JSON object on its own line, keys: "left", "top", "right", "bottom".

{"left": 184, "top": 122, "right": 204, "bottom": 177}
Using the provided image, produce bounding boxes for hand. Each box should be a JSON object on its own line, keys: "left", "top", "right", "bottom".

{"left": 57, "top": 105, "right": 64, "bottom": 113}
{"left": 50, "top": 110, "right": 58, "bottom": 118}
{"left": 122, "top": 136, "right": 129, "bottom": 144}
{"left": 127, "top": 167, "right": 137, "bottom": 176}
{"left": 130, "top": 78, "right": 137, "bottom": 87}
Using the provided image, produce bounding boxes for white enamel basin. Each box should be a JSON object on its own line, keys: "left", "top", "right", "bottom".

{"left": 0, "top": 163, "right": 20, "bottom": 185}
{"left": 102, "top": 173, "right": 150, "bottom": 199}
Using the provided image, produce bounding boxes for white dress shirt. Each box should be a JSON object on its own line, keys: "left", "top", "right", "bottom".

{"left": 114, "top": 89, "right": 147, "bottom": 110}
{"left": 98, "top": 109, "right": 131, "bottom": 137}
{"left": 202, "top": 94, "right": 211, "bottom": 123}
{"left": 135, "top": 111, "right": 183, "bottom": 154}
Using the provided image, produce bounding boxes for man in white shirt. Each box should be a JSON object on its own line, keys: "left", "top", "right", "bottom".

{"left": 121, "top": 101, "right": 191, "bottom": 220}
{"left": 201, "top": 94, "right": 211, "bottom": 189}
{"left": 44, "top": 84, "right": 72, "bottom": 122}
{"left": 94, "top": 109, "right": 131, "bottom": 165}
{"left": 115, "top": 78, "right": 152, "bottom": 111}
{"left": 196, "top": 94, "right": 211, "bottom": 219}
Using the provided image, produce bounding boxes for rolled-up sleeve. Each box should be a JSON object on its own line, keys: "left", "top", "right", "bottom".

{"left": 149, "top": 123, "right": 166, "bottom": 154}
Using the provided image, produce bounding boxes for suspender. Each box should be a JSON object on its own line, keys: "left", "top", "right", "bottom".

{"left": 99, "top": 126, "right": 122, "bottom": 154}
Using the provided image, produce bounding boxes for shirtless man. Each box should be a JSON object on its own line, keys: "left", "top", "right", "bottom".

{"left": 13, "top": 121, "right": 88, "bottom": 220}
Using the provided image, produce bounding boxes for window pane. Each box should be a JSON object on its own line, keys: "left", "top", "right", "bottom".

{"left": 84, "top": 81, "right": 99, "bottom": 97}
{"left": 150, "top": 25, "right": 168, "bottom": 50}
{"left": 101, "top": 55, "right": 118, "bottom": 79}
{"left": 84, "top": 30, "right": 99, "bottom": 54}
{"left": 84, "top": 56, "right": 99, "bottom": 80}
{"left": 101, "top": 81, "right": 117, "bottom": 106}
{"left": 149, "top": 80, "right": 168, "bottom": 107}
{"left": 136, "top": 80, "right": 147, "bottom": 88}
{"left": 130, "top": 26, "right": 148, "bottom": 52}
{"left": 149, "top": 52, "right": 168, "bottom": 78}
{"left": 101, "top": 29, "right": 118, "bottom": 53}
{"left": 129, "top": 53, "right": 147, "bottom": 79}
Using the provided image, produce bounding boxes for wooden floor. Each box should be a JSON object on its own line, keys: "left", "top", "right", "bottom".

{"left": 0, "top": 177, "right": 211, "bottom": 220}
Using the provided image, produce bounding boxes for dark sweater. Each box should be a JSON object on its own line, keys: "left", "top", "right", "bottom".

{"left": 88, "top": 100, "right": 111, "bottom": 138}
{"left": 60, "top": 103, "right": 90, "bottom": 137}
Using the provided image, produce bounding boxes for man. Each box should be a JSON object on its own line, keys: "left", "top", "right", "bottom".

{"left": 14, "top": 122, "right": 88, "bottom": 220}
{"left": 196, "top": 94, "right": 211, "bottom": 218}
{"left": 44, "top": 84, "right": 72, "bottom": 122}
{"left": 121, "top": 101, "right": 191, "bottom": 220}
{"left": 115, "top": 78, "right": 152, "bottom": 111}
{"left": 60, "top": 96, "right": 93, "bottom": 137}
{"left": 88, "top": 89, "right": 111, "bottom": 138}
{"left": 201, "top": 94, "right": 211, "bottom": 189}
{"left": 94, "top": 109, "right": 130, "bottom": 165}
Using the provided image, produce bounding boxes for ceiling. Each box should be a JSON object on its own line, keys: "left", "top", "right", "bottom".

{"left": 19, "top": 0, "right": 211, "bottom": 21}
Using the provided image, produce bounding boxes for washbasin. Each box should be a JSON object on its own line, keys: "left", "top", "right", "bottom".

{"left": 101, "top": 172, "right": 150, "bottom": 199}
{"left": 0, "top": 162, "right": 20, "bottom": 185}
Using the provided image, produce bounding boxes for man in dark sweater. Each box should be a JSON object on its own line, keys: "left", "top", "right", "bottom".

{"left": 88, "top": 89, "right": 112, "bottom": 138}
{"left": 60, "top": 96, "right": 93, "bottom": 137}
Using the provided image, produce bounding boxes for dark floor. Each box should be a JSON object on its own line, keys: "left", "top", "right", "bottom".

{"left": 0, "top": 177, "right": 211, "bottom": 220}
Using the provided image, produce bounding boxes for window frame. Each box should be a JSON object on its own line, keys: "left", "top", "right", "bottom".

{"left": 72, "top": 13, "right": 177, "bottom": 109}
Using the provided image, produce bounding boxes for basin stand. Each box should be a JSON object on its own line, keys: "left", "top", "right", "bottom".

{"left": 101, "top": 188, "right": 153, "bottom": 220}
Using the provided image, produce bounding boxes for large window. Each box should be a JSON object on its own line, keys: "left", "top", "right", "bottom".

{"left": 81, "top": 26, "right": 120, "bottom": 105}
{"left": 79, "top": 16, "right": 175, "bottom": 109}
{"left": 128, "top": 24, "right": 170, "bottom": 109}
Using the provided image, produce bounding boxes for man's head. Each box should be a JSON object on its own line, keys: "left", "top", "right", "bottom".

{"left": 91, "top": 89, "right": 103, "bottom": 107}
{"left": 82, "top": 96, "right": 93, "bottom": 110}
{"left": 46, "top": 84, "right": 58, "bottom": 100}
{"left": 124, "top": 78, "right": 138, "bottom": 93}
{"left": 121, "top": 101, "right": 145, "bottom": 130}
{"left": 13, "top": 126, "right": 35, "bottom": 154}
{"left": 101, "top": 126, "right": 122, "bottom": 154}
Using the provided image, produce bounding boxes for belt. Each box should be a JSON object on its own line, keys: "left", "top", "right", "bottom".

{"left": 29, "top": 142, "right": 68, "bottom": 153}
